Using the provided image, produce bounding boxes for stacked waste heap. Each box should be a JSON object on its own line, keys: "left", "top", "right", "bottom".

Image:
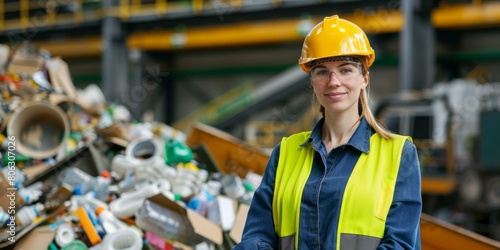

{"left": 0, "top": 42, "right": 262, "bottom": 250}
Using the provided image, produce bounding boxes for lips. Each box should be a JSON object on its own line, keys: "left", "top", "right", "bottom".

{"left": 325, "top": 92, "right": 346, "bottom": 99}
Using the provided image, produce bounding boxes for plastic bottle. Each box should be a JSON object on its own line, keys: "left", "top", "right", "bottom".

{"left": 94, "top": 176, "right": 110, "bottom": 202}
{"left": 95, "top": 206, "right": 130, "bottom": 234}
{"left": 155, "top": 122, "right": 187, "bottom": 143}
{"left": 135, "top": 199, "right": 204, "bottom": 246}
{"left": 187, "top": 184, "right": 215, "bottom": 216}
{"left": 164, "top": 138, "right": 193, "bottom": 165}
{"left": 221, "top": 174, "right": 246, "bottom": 200}
{"left": 117, "top": 177, "right": 149, "bottom": 193}
{"left": 172, "top": 163, "right": 201, "bottom": 199}
{"left": 18, "top": 181, "right": 44, "bottom": 204}
{"left": 69, "top": 194, "right": 109, "bottom": 214}
{"left": 84, "top": 204, "right": 105, "bottom": 237}
{"left": 16, "top": 203, "right": 45, "bottom": 228}
{"left": 238, "top": 182, "right": 255, "bottom": 205}
{"left": 109, "top": 182, "right": 160, "bottom": 219}
{"left": 111, "top": 154, "right": 136, "bottom": 178}
{"left": 60, "top": 167, "right": 95, "bottom": 188}
{"left": 89, "top": 228, "right": 143, "bottom": 250}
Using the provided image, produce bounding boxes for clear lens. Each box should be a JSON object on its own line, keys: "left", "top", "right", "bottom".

{"left": 310, "top": 63, "right": 362, "bottom": 83}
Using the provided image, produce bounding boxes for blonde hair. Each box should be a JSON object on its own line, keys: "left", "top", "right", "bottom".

{"left": 315, "top": 56, "right": 393, "bottom": 139}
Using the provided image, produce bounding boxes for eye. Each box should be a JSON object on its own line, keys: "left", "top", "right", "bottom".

{"left": 339, "top": 67, "right": 353, "bottom": 74}
{"left": 314, "top": 69, "right": 329, "bottom": 76}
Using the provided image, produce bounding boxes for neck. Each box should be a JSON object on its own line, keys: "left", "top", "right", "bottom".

{"left": 322, "top": 111, "right": 361, "bottom": 151}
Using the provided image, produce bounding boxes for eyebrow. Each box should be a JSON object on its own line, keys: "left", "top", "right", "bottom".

{"left": 311, "top": 62, "right": 359, "bottom": 71}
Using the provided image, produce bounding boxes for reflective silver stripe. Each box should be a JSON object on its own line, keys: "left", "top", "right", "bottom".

{"left": 279, "top": 234, "right": 295, "bottom": 250}
{"left": 340, "top": 233, "right": 381, "bottom": 250}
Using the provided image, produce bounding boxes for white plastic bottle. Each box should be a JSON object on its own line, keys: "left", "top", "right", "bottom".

{"left": 16, "top": 203, "right": 44, "bottom": 228}
{"left": 69, "top": 194, "right": 109, "bottom": 214}
{"left": 89, "top": 228, "right": 143, "bottom": 250}
{"left": 110, "top": 182, "right": 160, "bottom": 219}
{"left": 95, "top": 205, "right": 130, "bottom": 234}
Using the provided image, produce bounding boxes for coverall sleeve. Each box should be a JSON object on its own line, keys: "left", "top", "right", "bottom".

{"left": 233, "top": 144, "right": 280, "bottom": 250}
{"left": 378, "top": 140, "right": 422, "bottom": 250}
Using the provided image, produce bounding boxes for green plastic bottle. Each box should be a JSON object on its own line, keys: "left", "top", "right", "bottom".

{"left": 164, "top": 138, "right": 192, "bottom": 165}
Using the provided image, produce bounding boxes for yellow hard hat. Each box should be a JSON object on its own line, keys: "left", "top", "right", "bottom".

{"left": 298, "top": 15, "right": 375, "bottom": 73}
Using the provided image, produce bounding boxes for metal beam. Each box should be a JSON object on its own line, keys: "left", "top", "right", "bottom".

{"left": 214, "top": 65, "right": 308, "bottom": 130}
{"left": 30, "top": 2, "right": 500, "bottom": 58}
{"left": 102, "top": 0, "right": 128, "bottom": 103}
{"left": 400, "top": 0, "right": 434, "bottom": 91}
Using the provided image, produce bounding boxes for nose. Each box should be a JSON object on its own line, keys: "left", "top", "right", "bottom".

{"left": 328, "top": 72, "right": 342, "bottom": 86}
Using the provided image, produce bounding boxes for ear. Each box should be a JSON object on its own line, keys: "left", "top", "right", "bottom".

{"left": 362, "top": 72, "right": 370, "bottom": 88}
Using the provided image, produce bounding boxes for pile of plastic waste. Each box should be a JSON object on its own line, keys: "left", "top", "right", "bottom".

{"left": 0, "top": 42, "right": 262, "bottom": 250}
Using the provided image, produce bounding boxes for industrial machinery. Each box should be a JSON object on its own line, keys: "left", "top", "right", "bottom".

{"left": 375, "top": 79, "right": 500, "bottom": 240}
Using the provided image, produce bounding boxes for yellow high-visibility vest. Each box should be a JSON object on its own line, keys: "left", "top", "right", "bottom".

{"left": 272, "top": 131, "right": 409, "bottom": 249}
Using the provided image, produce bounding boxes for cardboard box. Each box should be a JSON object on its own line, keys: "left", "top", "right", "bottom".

{"left": 7, "top": 49, "right": 44, "bottom": 75}
{"left": 230, "top": 203, "right": 250, "bottom": 244}
{"left": 46, "top": 57, "right": 77, "bottom": 100}
{"left": 12, "top": 225, "right": 55, "bottom": 250}
{"left": 0, "top": 171, "right": 25, "bottom": 213}
{"left": 22, "top": 143, "right": 103, "bottom": 187}
{"left": 0, "top": 198, "right": 67, "bottom": 249}
{"left": 147, "top": 193, "right": 223, "bottom": 248}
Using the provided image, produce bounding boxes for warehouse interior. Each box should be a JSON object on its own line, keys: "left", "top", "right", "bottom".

{"left": 1, "top": 0, "right": 500, "bottom": 249}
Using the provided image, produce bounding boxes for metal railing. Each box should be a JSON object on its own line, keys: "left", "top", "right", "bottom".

{"left": 0, "top": 0, "right": 321, "bottom": 32}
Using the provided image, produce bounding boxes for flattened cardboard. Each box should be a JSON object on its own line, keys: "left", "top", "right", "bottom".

{"left": 7, "top": 51, "right": 44, "bottom": 75}
{"left": 46, "top": 57, "right": 77, "bottom": 100}
{"left": 147, "top": 193, "right": 223, "bottom": 246}
{"left": 230, "top": 203, "right": 250, "bottom": 244}
{"left": 0, "top": 171, "right": 25, "bottom": 212}
{"left": 13, "top": 225, "right": 55, "bottom": 250}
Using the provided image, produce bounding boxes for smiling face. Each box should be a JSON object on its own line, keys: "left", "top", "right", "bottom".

{"left": 310, "top": 59, "right": 368, "bottom": 116}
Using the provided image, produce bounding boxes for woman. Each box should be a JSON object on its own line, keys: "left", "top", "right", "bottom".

{"left": 233, "top": 15, "right": 422, "bottom": 249}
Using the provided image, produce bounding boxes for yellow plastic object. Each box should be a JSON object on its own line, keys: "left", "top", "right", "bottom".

{"left": 298, "top": 15, "right": 375, "bottom": 73}
{"left": 76, "top": 207, "right": 101, "bottom": 245}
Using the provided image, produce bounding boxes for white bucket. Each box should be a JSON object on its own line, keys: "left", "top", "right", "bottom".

{"left": 7, "top": 102, "right": 70, "bottom": 159}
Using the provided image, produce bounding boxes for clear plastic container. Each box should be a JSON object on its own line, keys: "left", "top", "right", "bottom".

{"left": 94, "top": 176, "right": 110, "bottom": 202}
{"left": 59, "top": 167, "right": 95, "bottom": 188}
{"left": 135, "top": 199, "right": 204, "bottom": 246}
{"left": 221, "top": 174, "right": 245, "bottom": 200}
